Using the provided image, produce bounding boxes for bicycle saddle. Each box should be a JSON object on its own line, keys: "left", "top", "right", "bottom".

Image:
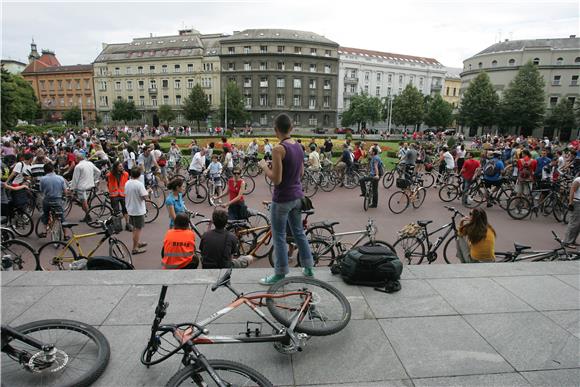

{"left": 417, "top": 220, "right": 433, "bottom": 227}
{"left": 61, "top": 222, "right": 79, "bottom": 229}
{"left": 211, "top": 268, "right": 232, "bottom": 292}
{"left": 514, "top": 243, "right": 531, "bottom": 252}
{"left": 322, "top": 221, "right": 339, "bottom": 228}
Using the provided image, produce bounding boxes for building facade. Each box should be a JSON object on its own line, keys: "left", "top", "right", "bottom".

{"left": 21, "top": 43, "right": 96, "bottom": 122}
{"left": 93, "top": 29, "right": 222, "bottom": 124}
{"left": 1, "top": 59, "right": 27, "bottom": 74}
{"left": 338, "top": 47, "right": 446, "bottom": 128}
{"left": 218, "top": 29, "right": 339, "bottom": 128}
{"left": 442, "top": 67, "right": 461, "bottom": 108}
{"left": 461, "top": 36, "right": 580, "bottom": 137}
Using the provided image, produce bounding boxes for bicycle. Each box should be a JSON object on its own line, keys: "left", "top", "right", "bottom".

{"left": 3, "top": 206, "right": 33, "bottom": 237}
{"left": 495, "top": 231, "right": 580, "bottom": 262}
{"left": 86, "top": 192, "right": 160, "bottom": 227}
{"left": 392, "top": 205, "right": 463, "bottom": 264}
{"left": 387, "top": 176, "right": 427, "bottom": 214}
{"left": 36, "top": 217, "right": 132, "bottom": 270}
{"left": 141, "top": 269, "right": 351, "bottom": 386}
{"left": 463, "top": 176, "right": 514, "bottom": 209}
{"left": 506, "top": 184, "right": 568, "bottom": 222}
{"left": 34, "top": 202, "right": 64, "bottom": 241}
{"left": 1, "top": 319, "right": 110, "bottom": 387}
{"left": 145, "top": 170, "right": 166, "bottom": 209}
{"left": 1, "top": 238, "right": 38, "bottom": 271}
{"left": 362, "top": 179, "right": 375, "bottom": 211}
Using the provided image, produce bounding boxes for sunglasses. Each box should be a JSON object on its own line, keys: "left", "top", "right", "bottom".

{"left": 233, "top": 172, "right": 241, "bottom": 175}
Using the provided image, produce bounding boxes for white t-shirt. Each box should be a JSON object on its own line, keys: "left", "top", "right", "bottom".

{"left": 264, "top": 143, "right": 273, "bottom": 154}
{"left": 308, "top": 151, "right": 321, "bottom": 169}
{"left": 124, "top": 179, "right": 148, "bottom": 216}
{"left": 574, "top": 177, "right": 580, "bottom": 201}
{"left": 189, "top": 152, "right": 206, "bottom": 172}
{"left": 456, "top": 147, "right": 466, "bottom": 158}
{"left": 11, "top": 162, "right": 31, "bottom": 184}
{"left": 558, "top": 156, "right": 566, "bottom": 173}
{"left": 443, "top": 152, "right": 455, "bottom": 169}
{"left": 224, "top": 152, "right": 233, "bottom": 168}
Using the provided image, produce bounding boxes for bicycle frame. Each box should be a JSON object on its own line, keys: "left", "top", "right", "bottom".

{"left": 55, "top": 229, "right": 110, "bottom": 263}
{"left": 1, "top": 325, "right": 54, "bottom": 363}
{"left": 321, "top": 223, "right": 377, "bottom": 255}
{"left": 421, "top": 222, "right": 456, "bottom": 255}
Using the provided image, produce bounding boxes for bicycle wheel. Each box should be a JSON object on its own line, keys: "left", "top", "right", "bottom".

{"left": 185, "top": 181, "right": 207, "bottom": 204}
{"left": 253, "top": 229, "right": 273, "bottom": 260}
{"left": 363, "top": 183, "right": 371, "bottom": 211}
{"left": 145, "top": 200, "right": 160, "bottom": 223}
{"left": 150, "top": 185, "right": 166, "bottom": 209}
{"left": 1, "top": 319, "right": 110, "bottom": 387}
{"left": 1, "top": 239, "right": 39, "bottom": 271}
{"left": 242, "top": 175, "right": 255, "bottom": 195}
{"left": 438, "top": 184, "right": 459, "bottom": 202}
{"left": 166, "top": 359, "right": 273, "bottom": 387}
{"left": 506, "top": 196, "right": 531, "bottom": 220}
{"left": 319, "top": 173, "right": 337, "bottom": 192}
{"left": 388, "top": 191, "right": 409, "bottom": 214}
{"left": 442, "top": 236, "right": 457, "bottom": 264}
{"left": 266, "top": 277, "right": 351, "bottom": 336}
{"left": 420, "top": 172, "right": 435, "bottom": 189}
{"left": 10, "top": 208, "right": 33, "bottom": 237}
{"left": 411, "top": 187, "right": 426, "bottom": 209}
{"left": 301, "top": 175, "right": 319, "bottom": 198}
{"left": 298, "top": 238, "right": 336, "bottom": 267}
{"left": 37, "top": 241, "right": 78, "bottom": 271}
{"left": 343, "top": 171, "right": 360, "bottom": 189}
{"left": 393, "top": 236, "right": 426, "bottom": 265}
{"left": 305, "top": 225, "right": 334, "bottom": 244}
{"left": 553, "top": 200, "right": 568, "bottom": 223}
{"left": 464, "top": 185, "right": 485, "bottom": 209}
{"left": 62, "top": 196, "right": 73, "bottom": 217}
{"left": 109, "top": 239, "right": 133, "bottom": 266}
{"left": 382, "top": 171, "right": 394, "bottom": 189}
{"left": 1, "top": 227, "right": 15, "bottom": 241}
{"left": 35, "top": 216, "right": 46, "bottom": 238}
{"left": 87, "top": 205, "right": 113, "bottom": 228}
{"left": 497, "top": 188, "right": 514, "bottom": 210}
{"left": 246, "top": 211, "right": 270, "bottom": 227}
{"left": 50, "top": 219, "right": 64, "bottom": 243}
{"left": 364, "top": 239, "right": 396, "bottom": 252}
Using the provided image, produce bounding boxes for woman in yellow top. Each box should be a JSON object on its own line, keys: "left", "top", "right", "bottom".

{"left": 458, "top": 208, "right": 496, "bottom": 263}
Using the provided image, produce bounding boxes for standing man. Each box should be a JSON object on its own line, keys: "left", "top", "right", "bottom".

{"left": 263, "top": 139, "right": 273, "bottom": 161}
{"left": 460, "top": 152, "right": 480, "bottom": 205}
{"left": 515, "top": 149, "right": 537, "bottom": 197}
{"left": 124, "top": 167, "right": 149, "bottom": 255}
{"left": 38, "top": 163, "right": 69, "bottom": 239}
{"left": 70, "top": 152, "right": 100, "bottom": 222}
{"left": 359, "top": 148, "right": 382, "bottom": 208}
{"left": 323, "top": 137, "right": 333, "bottom": 161}
{"left": 481, "top": 151, "right": 505, "bottom": 207}
{"left": 564, "top": 175, "right": 580, "bottom": 248}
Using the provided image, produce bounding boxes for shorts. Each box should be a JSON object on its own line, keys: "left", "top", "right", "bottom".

{"left": 483, "top": 180, "right": 502, "bottom": 188}
{"left": 129, "top": 215, "right": 145, "bottom": 229}
{"left": 76, "top": 190, "right": 90, "bottom": 201}
{"left": 515, "top": 181, "right": 532, "bottom": 195}
{"left": 110, "top": 196, "right": 128, "bottom": 215}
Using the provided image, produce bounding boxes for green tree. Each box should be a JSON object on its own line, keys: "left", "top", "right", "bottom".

{"left": 545, "top": 99, "right": 577, "bottom": 133}
{"left": 424, "top": 94, "right": 454, "bottom": 130}
{"left": 458, "top": 72, "right": 499, "bottom": 133}
{"left": 390, "top": 84, "right": 424, "bottom": 130}
{"left": 183, "top": 84, "right": 211, "bottom": 131}
{"left": 219, "top": 81, "right": 250, "bottom": 127}
{"left": 157, "top": 104, "right": 176, "bottom": 125}
{"left": 340, "top": 93, "right": 382, "bottom": 129}
{"left": 499, "top": 61, "right": 545, "bottom": 135}
{"left": 63, "top": 106, "right": 81, "bottom": 125}
{"left": 1, "top": 68, "right": 39, "bottom": 129}
{"left": 111, "top": 98, "right": 141, "bottom": 123}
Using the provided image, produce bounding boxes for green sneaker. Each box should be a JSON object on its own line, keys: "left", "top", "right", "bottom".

{"left": 259, "top": 274, "right": 285, "bottom": 286}
{"left": 302, "top": 267, "right": 315, "bottom": 277}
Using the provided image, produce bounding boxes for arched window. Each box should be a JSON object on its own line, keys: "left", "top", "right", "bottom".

{"left": 556, "top": 57, "right": 563, "bottom": 65}
{"left": 478, "top": 62, "right": 483, "bottom": 69}
{"left": 575, "top": 57, "right": 580, "bottom": 63}
{"left": 468, "top": 64, "right": 472, "bottom": 70}
{"left": 491, "top": 60, "right": 498, "bottom": 67}
{"left": 532, "top": 58, "right": 540, "bottom": 65}
{"left": 508, "top": 59, "right": 515, "bottom": 66}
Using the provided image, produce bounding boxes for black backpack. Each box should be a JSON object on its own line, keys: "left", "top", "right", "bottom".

{"left": 332, "top": 245, "right": 403, "bottom": 292}
{"left": 87, "top": 256, "right": 135, "bottom": 270}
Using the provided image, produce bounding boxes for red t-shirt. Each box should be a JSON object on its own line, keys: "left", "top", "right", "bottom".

{"left": 353, "top": 148, "right": 362, "bottom": 161}
{"left": 222, "top": 142, "right": 231, "bottom": 153}
{"left": 228, "top": 178, "right": 244, "bottom": 202}
{"left": 517, "top": 157, "right": 537, "bottom": 178}
{"left": 461, "top": 159, "right": 480, "bottom": 180}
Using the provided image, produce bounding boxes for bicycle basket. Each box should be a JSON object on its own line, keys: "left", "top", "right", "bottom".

{"left": 398, "top": 223, "right": 422, "bottom": 237}
{"left": 105, "top": 216, "right": 123, "bottom": 234}
{"left": 396, "top": 178, "right": 411, "bottom": 189}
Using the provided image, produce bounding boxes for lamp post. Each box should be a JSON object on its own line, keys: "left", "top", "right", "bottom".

{"left": 79, "top": 97, "right": 84, "bottom": 128}
{"left": 224, "top": 86, "right": 228, "bottom": 131}
{"left": 386, "top": 94, "right": 393, "bottom": 135}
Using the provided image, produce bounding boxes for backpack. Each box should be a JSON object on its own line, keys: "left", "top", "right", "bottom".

{"left": 376, "top": 159, "right": 384, "bottom": 177}
{"left": 332, "top": 245, "right": 403, "bottom": 291}
{"left": 87, "top": 256, "right": 135, "bottom": 270}
{"left": 518, "top": 159, "right": 533, "bottom": 181}
{"left": 483, "top": 159, "right": 498, "bottom": 177}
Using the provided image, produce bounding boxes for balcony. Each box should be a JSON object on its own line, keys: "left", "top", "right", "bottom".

{"left": 431, "top": 84, "right": 442, "bottom": 92}
{"left": 148, "top": 88, "right": 158, "bottom": 94}
{"left": 344, "top": 76, "right": 358, "bottom": 84}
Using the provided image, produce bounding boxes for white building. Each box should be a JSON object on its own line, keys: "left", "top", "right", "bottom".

{"left": 1, "top": 59, "right": 27, "bottom": 74}
{"left": 338, "top": 46, "right": 446, "bottom": 129}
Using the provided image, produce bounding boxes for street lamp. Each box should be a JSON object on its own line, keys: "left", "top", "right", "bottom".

{"left": 79, "top": 97, "right": 84, "bottom": 128}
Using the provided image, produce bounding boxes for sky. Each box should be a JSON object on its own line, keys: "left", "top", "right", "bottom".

{"left": 2, "top": 0, "right": 579, "bottom": 68}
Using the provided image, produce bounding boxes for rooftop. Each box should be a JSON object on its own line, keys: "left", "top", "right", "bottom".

{"left": 220, "top": 29, "right": 338, "bottom": 46}
{"left": 339, "top": 46, "right": 442, "bottom": 66}
{"left": 470, "top": 36, "right": 580, "bottom": 58}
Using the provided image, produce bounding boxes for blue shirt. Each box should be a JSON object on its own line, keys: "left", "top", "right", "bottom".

{"left": 369, "top": 155, "right": 381, "bottom": 177}
{"left": 535, "top": 156, "right": 551, "bottom": 176}
{"left": 39, "top": 172, "right": 66, "bottom": 200}
{"left": 165, "top": 192, "right": 185, "bottom": 227}
{"left": 482, "top": 158, "right": 504, "bottom": 182}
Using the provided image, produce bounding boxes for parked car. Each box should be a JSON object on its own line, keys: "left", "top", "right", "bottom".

{"left": 314, "top": 128, "right": 327, "bottom": 134}
{"left": 444, "top": 128, "right": 456, "bottom": 135}
{"left": 335, "top": 127, "right": 353, "bottom": 134}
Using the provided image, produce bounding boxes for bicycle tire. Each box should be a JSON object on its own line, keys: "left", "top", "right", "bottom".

{"left": 301, "top": 175, "right": 319, "bottom": 198}
{"left": 442, "top": 236, "right": 457, "bottom": 264}
{"left": 364, "top": 239, "right": 396, "bottom": 252}
{"left": 1, "top": 319, "right": 110, "bottom": 387}
{"left": 62, "top": 196, "right": 73, "bottom": 217}
{"left": 382, "top": 171, "right": 395, "bottom": 189}
{"left": 51, "top": 219, "right": 64, "bottom": 243}
{"left": 1, "top": 227, "right": 15, "bottom": 241}
{"left": 553, "top": 200, "right": 568, "bottom": 223}
{"left": 246, "top": 211, "right": 270, "bottom": 227}
{"left": 1, "top": 239, "right": 39, "bottom": 271}
{"left": 497, "top": 187, "right": 514, "bottom": 210}
{"left": 109, "top": 239, "right": 133, "bottom": 266}
{"left": 393, "top": 236, "right": 426, "bottom": 265}
{"left": 10, "top": 208, "right": 33, "bottom": 237}
{"left": 253, "top": 228, "right": 273, "bottom": 260}
{"left": 37, "top": 241, "right": 78, "bottom": 271}
{"left": 150, "top": 185, "right": 166, "bottom": 209}
{"left": 388, "top": 191, "right": 409, "bottom": 214}
{"left": 245, "top": 162, "right": 261, "bottom": 178}
{"left": 438, "top": 184, "right": 459, "bottom": 202}
{"left": 464, "top": 185, "right": 485, "bottom": 209}
{"left": 412, "top": 187, "right": 426, "bottom": 209}
{"left": 298, "top": 238, "right": 336, "bottom": 267}
{"left": 363, "top": 183, "right": 371, "bottom": 211}
{"left": 185, "top": 181, "right": 208, "bottom": 204}
{"left": 305, "top": 225, "right": 334, "bottom": 244}
{"left": 343, "top": 171, "right": 360, "bottom": 189}
{"left": 35, "top": 216, "right": 46, "bottom": 238}
{"left": 233, "top": 225, "right": 257, "bottom": 257}
{"left": 420, "top": 172, "right": 435, "bottom": 189}
{"left": 506, "top": 196, "right": 531, "bottom": 220}
{"left": 145, "top": 200, "right": 160, "bottom": 223}
{"left": 266, "top": 276, "right": 351, "bottom": 336}
{"left": 242, "top": 175, "right": 256, "bottom": 195}
{"left": 87, "top": 205, "right": 113, "bottom": 228}
{"left": 319, "top": 173, "right": 337, "bottom": 192}
{"left": 166, "top": 359, "right": 273, "bottom": 387}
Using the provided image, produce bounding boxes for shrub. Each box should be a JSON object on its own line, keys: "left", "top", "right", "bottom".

{"left": 447, "top": 137, "right": 457, "bottom": 149}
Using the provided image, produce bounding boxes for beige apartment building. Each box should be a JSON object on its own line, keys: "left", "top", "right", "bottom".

{"left": 93, "top": 29, "right": 222, "bottom": 125}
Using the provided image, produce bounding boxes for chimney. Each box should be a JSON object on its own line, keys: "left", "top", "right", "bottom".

{"left": 150, "top": 33, "right": 153, "bottom": 38}
{"left": 570, "top": 35, "right": 576, "bottom": 38}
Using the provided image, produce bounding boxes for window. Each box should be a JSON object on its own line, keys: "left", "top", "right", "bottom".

{"left": 446, "top": 87, "right": 450, "bottom": 96}
{"left": 58, "top": 80, "right": 63, "bottom": 90}
{"left": 293, "top": 95, "right": 301, "bottom": 107}
{"left": 174, "top": 64, "right": 180, "bottom": 73}
{"left": 260, "top": 114, "right": 267, "bottom": 125}
{"left": 40, "top": 80, "right": 45, "bottom": 90}
{"left": 549, "top": 97, "right": 558, "bottom": 107}
{"left": 228, "top": 47, "right": 235, "bottom": 54}
{"left": 349, "top": 84, "right": 356, "bottom": 93}
{"left": 556, "top": 57, "right": 563, "bottom": 65}
{"left": 187, "top": 64, "right": 193, "bottom": 73}
{"left": 365, "top": 72, "right": 369, "bottom": 81}
{"left": 491, "top": 60, "right": 497, "bottom": 67}
{"left": 453, "top": 88, "right": 457, "bottom": 96}
{"left": 323, "top": 80, "right": 331, "bottom": 90}
{"left": 364, "top": 85, "right": 369, "bottom": 94}
{"left": 228, "top": 63, "right": 235, "bottom": 71}
{"left": 323, "top": 95, "right": 330, "bottom": 108}
{"left": 276, "top": 94, "right": 285, "bottom": 106}
{"left": 294, "top": 63, "right": 302, "bottom": 71}
{"left": 163, "top": 95, "right": 169, "bottom": 105}
{"left": 84, "top": 79, "right": 90, "bottom": 89}
{"left": 162, "top": 79, "right": 169, "bottom": 89}
{"left": 409, "top": 75, "right": 414, "bottom": 85}
{"left": 419, "top": 77, "right": 424, "bottom": 88}
{"left": 310, "top": 64, "right": 317, "bottom": 73}
{"left": 138, "top": 80, "right": 144, "bottom": 90}
{"left": 162, "top": 65, "right": 168, "bottom": 73}
{"left": 151, "top": 96, "right": 157, "bottom": 106}
{"left": 532, "top": 58, "right": 540, "bottom": 65}
{"left": 277, "top": 62, "right": 285, "bottom": 71}
{"left": 139, "top": 96, "right": 145, "bottom": 106}
{"left": 568, "top": 97, "right": 576, "bottom": 105}
{"left": 508, "top": 59, "right": 515, "bottom": 66}
{"left": 310, "top": 48, "right": 317, "bottom": 56}
{"left": 66, "top": 80, "right": 72, "bottom": 90}
{"left": 68, "top": 97, "right": 73, "bottom": 106}
{"left": 260, "top": 78, "right": 268, "bottom": 87}
{"left": 294, "top": 114, "right": 300, "bottom": 125}
{"left": 149, "top": 80, "right": 156, "bottom": 89}
{"left": 309, "top": 96, "right": 316, "bottom": 109}
{"left": 388, "top": 74, "right": 392, "bottom": 83}
{"left": 174, "top": 79, "right": 180, "bottom": 89}
{"left": 325, "top": 50, "right": 331, "bottom": 57}
{"left": 377, "top": 72, "right": 382, "bottom": 82}
{"left": 478, "top": 62, "right": 483, "bottom": 69}
{"left": 293, "top": 79, "right": 302, "bottom": 88}
{"left": 98, "top": 67, "right": 107, "bottom": 75}
{"left": 553, "top": 75, "right": 561, "bottom": 85}
{"left": 276, "top": 78, "right": 285, "bottom": 88}
{"left": 387, "top": 86, "right": 392, "bottom": 95}
{"left": 99, "top": 96, "right": 108, "bottom": 106}
{"left": 86, "top": 98, "right": 91, "bottom": 106}
{"left": 259, "top": 94, "right": 267, "bottom": 106}
{"left": 244, "top": 95, "right": 252, "bottom": 108}
{"left": 202, "top": 78, "right": 212, "bottom": 88}
{"left": 126, "top": 81, "right": 133, "bottom": 90}
{"left": 260, "top": 45, "right": 267, "bottom": 53}
{"left": 571, "top": 75, "right": 579, "bottom": 86}
{"left": 308, "top": 114, "right": 317, "bottom": 126}
{"left": 126, "top": 66, "right": 132, "bottom": 75}
{"left": 322, "top": 65, "right": 330, "bottom": 74}
{"left": 294, "top": 46, "right": 302, "bottom": 54}
{"left": 399, "top": 75, "right": 403, "bottom": 84}
{"left": 260, "top": 62, "right": 267, "bottom": 70}
{"left": 187, "top": 79, "right": 194, "bottom": 88}
{"left": 309, "top": 79, "right": 316, "bottom": 89}
{"left": 277, "top": 45, "right": 285, "bottom": 53}
{"left": 138, "top": 66, "right": 143, "bottom": 74}
{"left": 99, "top": 81, "right": 107, "bottom": 91}
{"left": 244, "top": 78, "right": 252, "bottom": 88}
{"left": 244, "top": 62, "right": 251, "bottom": 71}
{"left": 376, "top": 86, "right": 380, "bottom": 96}
{"left": 243, "top": 46, "right": 251, "bottom": 54}
{"left": 149, "top": 65, "right": 155, "bottom": 73}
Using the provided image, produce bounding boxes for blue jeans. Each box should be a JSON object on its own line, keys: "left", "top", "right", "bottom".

{"left": 270, "top": 198, "right": 314, "bottom": 275}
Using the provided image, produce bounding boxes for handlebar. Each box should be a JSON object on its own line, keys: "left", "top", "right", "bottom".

{"left": 444, "top": 206, "right": 465, "bottom": 217}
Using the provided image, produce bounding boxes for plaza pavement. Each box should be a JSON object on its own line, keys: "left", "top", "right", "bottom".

{"left": 2, "top": 262, "right": 579, "bottom": 386}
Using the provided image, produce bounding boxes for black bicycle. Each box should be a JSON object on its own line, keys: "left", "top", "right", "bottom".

{"left": 496, "top": 231, "right": 580, "bottom": 262}
{"left": 1, "top": 319, "right": 110, "bottom": 387}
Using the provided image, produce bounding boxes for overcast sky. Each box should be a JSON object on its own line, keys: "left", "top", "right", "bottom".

{"left": 2, "top": 0, "right": 578, "bottom": 68}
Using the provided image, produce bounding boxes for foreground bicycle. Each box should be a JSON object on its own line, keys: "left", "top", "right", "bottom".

{"left": 496, "top": 231, "right": 580, "bottom": 262}
{"left": 1, "top": 319, "right": 110, "bottom": 387}
{"left": 142, "top": 269, "right": 351, "bottom": 386}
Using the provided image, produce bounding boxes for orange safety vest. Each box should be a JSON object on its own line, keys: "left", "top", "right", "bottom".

{"left": 162, "top": 229, "right": 195, "bottom": 269}
{"left": 107, "top": 171, "right": 129, "bottom": 197}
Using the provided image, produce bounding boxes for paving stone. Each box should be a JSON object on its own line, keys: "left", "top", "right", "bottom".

{"left": 427, "top": 278, "right": 533, "bottom": 314}
{"left": 361, "top": 279, "right": 456, "bottom": 318}
{"left": 414, "top": 372, "right": 531, "bottom": 386}
{"left": 493, "top": 276, "right": 580, "bottom": 311}
{"left": 379, "top": 316, "right": 512, "bottom": 378}
{"left": 293, "top": 319, "right": 408, "bottom": 385}
{"left": 521, "top": 368, "right": 580, "bottom": 387}
{"left": 305, "top": 381, "right": 413, "bottom": 387}
{"left": 103, "top": 284, "right": 207, "bottom": 325}
{"left": 0, "top": 271, "right": 27, "bottom": 285}
{"left": 464, "top": 312, "right": 580, "bottom": 371}
{"left": 407, "top": 262, "right": 580, "bottom": 279}
{"left": 10, "top": 285, "right": 130, "bottom": 326}
{"left": 1, "top": 286, "right": 53, "bottom": 324}
{"left": 555, "top": 274, "right": 580, "bottom": 289}
{"left": 542, "top": 310, "right": 580, "bottom": 339}
{"left": 317, "top": 280, "right": 374, "bottom": 320}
